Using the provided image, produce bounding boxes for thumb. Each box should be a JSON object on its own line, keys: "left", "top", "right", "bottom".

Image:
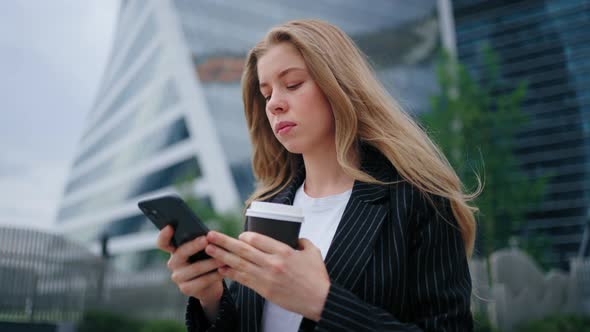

{"left": 297, "top": 238, "right": 315, "bottom": 250}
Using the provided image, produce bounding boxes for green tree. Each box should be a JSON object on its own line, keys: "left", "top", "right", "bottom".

{"left": 420, "top": 45, "right": 549, "bottom": 263}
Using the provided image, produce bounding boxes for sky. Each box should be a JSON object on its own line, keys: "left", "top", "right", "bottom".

{"left": 0, "top": 1, "right": 119, "bottom": 230}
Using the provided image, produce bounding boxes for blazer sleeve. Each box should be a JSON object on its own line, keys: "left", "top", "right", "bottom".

{"left": 314, "top": 190, "right": 474, "bottom": 332}
{"left": 185, "top": 280, "right": 239, "bottom": 332}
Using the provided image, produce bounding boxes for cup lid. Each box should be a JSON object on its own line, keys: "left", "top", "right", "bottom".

{"left": 246, "top": 201, "right": 303, "bottom": 220}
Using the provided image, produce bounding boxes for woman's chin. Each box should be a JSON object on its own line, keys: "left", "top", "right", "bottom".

{"left": 280, "top": 142, "right": 306, "bottom": 155}
{"left": 284, "top": 146, "right": 303, "bottom": 154}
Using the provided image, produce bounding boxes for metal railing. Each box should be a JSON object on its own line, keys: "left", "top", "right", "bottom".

{"left": 0, "top": 227, "right": 186, "bottom": 324}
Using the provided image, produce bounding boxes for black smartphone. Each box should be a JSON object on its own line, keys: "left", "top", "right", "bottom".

{"left": 138, "top": 194, "right": 210, "bottom": 263}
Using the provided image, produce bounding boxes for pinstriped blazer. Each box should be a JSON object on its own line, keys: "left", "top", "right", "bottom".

{"left": 186, "top": 145, "right": 474, "bottom": 331}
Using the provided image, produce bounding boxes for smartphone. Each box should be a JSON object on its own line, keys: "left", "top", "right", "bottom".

{"left": 138, "top": 194, "right": 210, "bottom": 263}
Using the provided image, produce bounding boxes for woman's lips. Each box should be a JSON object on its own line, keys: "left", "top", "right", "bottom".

{"left": 275, "top": 121, "right": 297, "bottom": 134}
{"left": 277, "top": 124, "right": 296, "bottom": 135}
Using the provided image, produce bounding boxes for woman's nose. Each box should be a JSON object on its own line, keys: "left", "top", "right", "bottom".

{"left": 267, "top": 93, "right": 287, "bottom": 114}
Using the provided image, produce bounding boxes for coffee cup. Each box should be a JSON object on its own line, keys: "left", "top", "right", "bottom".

{"left": 245, "top": 201, "right": 304, "bottom": 249}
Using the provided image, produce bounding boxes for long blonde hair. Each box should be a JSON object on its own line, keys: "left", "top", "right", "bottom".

{"left": 241, "top": 19, "right": 480, "bottom": 256}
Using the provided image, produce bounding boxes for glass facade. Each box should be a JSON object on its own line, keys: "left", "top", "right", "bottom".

{"left": 108, "top": 13, "right": 158, "bottom": 89}
{"left": 65, "top": 117, "right": 190, "bottom": 194}
{"left": 453, "top": 0, "right": 590, "bottom": 268}
{"left": 86, "top": 1, "right": 150, "bottom": 123}
{"left": 73, "top": 78, "right": 179, "bottom": 169}
{"left": 91, "top": 46, "right": 161, "bottom": 137}
{"left": 58, "top": 155, "right": 201, "bottom": 221}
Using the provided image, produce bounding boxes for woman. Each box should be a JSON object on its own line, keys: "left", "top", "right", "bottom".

{"left": 158, "top": 19, "right": 479, "bottom": 331}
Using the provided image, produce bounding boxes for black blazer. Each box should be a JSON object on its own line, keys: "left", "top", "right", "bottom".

{"left": 186, "top": 145, "right": 473, "bottom": 331}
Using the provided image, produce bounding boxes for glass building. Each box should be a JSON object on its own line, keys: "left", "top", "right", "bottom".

{"left": 56, "top": 0, "right": 444, "bottom": 270}
{"left": 453, "top": 0, "right": 590, "bottom": 268}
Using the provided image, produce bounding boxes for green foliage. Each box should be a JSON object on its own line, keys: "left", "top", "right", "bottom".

{"left": 516, "top": 314, "right": 590, "bottom": 332}
{"left": 473, "top": 311, "right": 501, "bottom": 332}
{"left": 518, "top": 234, "right": 552, "bottom": 271}
{"left": 140, "top": 319, "right": 185, "bottom": 332}
{"left": 78, "top": 310, "right": 185, "bottom": 332}
{"left": 77, "top": 310, "right": 143, "bottom": 332}
{"left": 473, "top": 312, "right": 590, "bottom": 332}
{"left": 420, "top": 45, "right": 549, "bottom": 260}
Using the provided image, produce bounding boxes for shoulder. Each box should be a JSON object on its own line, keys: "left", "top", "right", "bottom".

{"left": 378, "top": 160, "right": 452, "bottom": 230}
{"left": 359, "top": 143, "right": 452, "bottom": 219}
{"left": 362, "top": 145, "right": 463, "bottom": 247}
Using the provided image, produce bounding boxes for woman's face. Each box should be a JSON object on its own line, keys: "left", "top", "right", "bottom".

{"left": 257, "top": 42, "right": 335, "bottom": 155}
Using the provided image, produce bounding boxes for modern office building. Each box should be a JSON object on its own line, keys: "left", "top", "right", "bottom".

{"left": 55, "top": 0, "right": 242, "bottom": 270}
{"left": 55, "top": 0, "right": 444, "bottom": 270}
{"left": 453, "top": 0, "right": 590, "bottom": 268}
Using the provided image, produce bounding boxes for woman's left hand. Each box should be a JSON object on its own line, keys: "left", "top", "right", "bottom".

{"left": 205, "top": 230, "right": 330, "bottom": 322}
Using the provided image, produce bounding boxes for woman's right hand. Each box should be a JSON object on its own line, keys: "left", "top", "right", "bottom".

{"left": 157, "top": 225, "right": 225, "bottom": 313}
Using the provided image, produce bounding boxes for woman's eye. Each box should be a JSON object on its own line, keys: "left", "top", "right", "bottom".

{"left": 264, "top": 95, "right": 271, "bottom": 102}
{"left": 287, "top": 82, "right": 302, "bottom": 90}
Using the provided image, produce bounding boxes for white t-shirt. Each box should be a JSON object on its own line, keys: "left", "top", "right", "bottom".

{"left": 261, "top": 181, "right": 353, "bottom": 332}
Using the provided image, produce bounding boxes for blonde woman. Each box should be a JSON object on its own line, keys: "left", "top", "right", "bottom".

{"left": 158, "top": 19, "right": 478, "bottom": 331}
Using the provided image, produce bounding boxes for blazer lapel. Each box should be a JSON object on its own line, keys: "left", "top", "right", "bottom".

{"left": 323, "top": 180, "right": 389, "bottom": 289}
{"left": 325, "top": 145, "right": 395, "bottom": 291}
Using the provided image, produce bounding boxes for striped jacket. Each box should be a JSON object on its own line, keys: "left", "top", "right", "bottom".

{"left": 186, "top": 145, "right": 474, "bottom": 331}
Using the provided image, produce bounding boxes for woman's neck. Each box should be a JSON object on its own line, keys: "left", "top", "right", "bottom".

{"left": 301, "top": 143, "right": 356, "bottom": 198}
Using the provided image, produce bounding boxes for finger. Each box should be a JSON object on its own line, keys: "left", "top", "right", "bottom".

{"left": 207, "top": 231, "right": 268, "bottom": 266}
{"left": 298, "top": 238, "right": 316, "bottom": 250}
{"left": 178, "top": 270, "right": 224, "bottom": 297}
{"left": 157, "top": 225, "right": 176, "bottom": 253}
{"left": 218, "top": 266, "right": 254, "bottom": 291}
{"left": 168, "top": 236, "right": 207, "bottom": 269}
{"left": 205, "top": 242, "right": 264, "bottom": 275}
{"left": 239, "top": 232, "right": 294, "bottom": 257}
{"left": 171, "top": 258, "right": 225, "bottom": 284}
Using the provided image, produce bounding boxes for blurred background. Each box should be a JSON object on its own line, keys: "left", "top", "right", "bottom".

{"left": 1, "top": 0, "right": 589, "bottom": 331}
